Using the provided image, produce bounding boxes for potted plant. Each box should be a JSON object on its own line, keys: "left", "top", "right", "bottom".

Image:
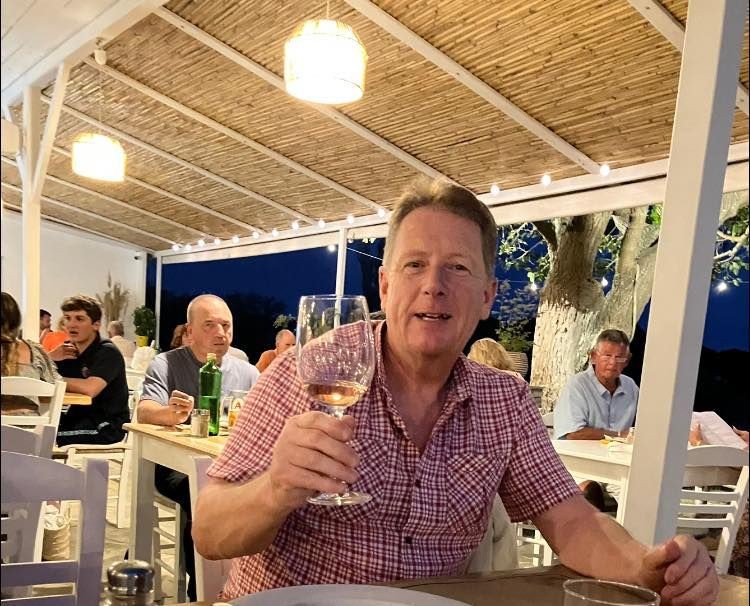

{"left": 132, "top": 305, "right": 156, "bottom": 347}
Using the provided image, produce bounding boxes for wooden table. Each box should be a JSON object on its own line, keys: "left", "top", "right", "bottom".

{"left": 176, "top": 567, "right": 748, "bottom": 605}
{"left": 124, "top": 422, "right": 228, "bottom": 601}
{"left": 63, "top": 392, "right": 91, "bottom": 405}
{"left": 552, "top": 440, "right": 740, "bottom": 525}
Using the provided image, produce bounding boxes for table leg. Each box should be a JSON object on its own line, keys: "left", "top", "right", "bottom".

{"left": 128, "top": 433, "right": 155, "bottom": 562}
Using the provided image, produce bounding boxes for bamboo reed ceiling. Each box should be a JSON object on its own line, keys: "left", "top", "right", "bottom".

{"left": 2, "top": 0, "right": 748, "bottom": 251}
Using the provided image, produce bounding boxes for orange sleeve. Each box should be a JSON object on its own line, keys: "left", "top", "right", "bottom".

{"left": 255, "top": 350, "right": 276, "bottom": 373}
{"left": 42, "top": 331, "right": 68, "bottom": 352}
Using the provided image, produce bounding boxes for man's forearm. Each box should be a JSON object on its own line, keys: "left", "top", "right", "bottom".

{"left": 193, "top": 473, "right": 292, "bottom": 559}
{"left": 564, "top": 427, "right": 621, "bottom": 440}
{"left": 137, "top": 400, "right": 181, "bottom": 426}
{"left": 62, "top": 377, "right": 104, "bottom": 398}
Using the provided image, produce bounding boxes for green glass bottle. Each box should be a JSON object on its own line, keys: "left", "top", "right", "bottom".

{"left": 198, "top": 352, "right": 222, "bottom": 436}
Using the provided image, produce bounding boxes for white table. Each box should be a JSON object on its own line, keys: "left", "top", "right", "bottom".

{"left": 552, "top": 440, "right": 741, "bottom": 526}
{"left": 125, "top": 423, "right": 226, "bottom": 601}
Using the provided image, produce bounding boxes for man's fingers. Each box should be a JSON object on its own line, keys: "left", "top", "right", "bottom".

{"left": 294, "top": 411, "right": 355, "bottom": 441}
{"left": 287, "top": 446, "right": 358, "bottom": 485}
{"left": 663, "top": 536, "right": 700, "bottom": 585}
{"left": 667, "top": 565, "right": 719, "bottom": 606}
{"left": 643, "top": 538, "right": 682, "bottom": 574}
{"left": 280, "top": 464, "right": 347, "bottom": 496}
{"left": 295, "top": 427, "right": 360, "bottom": 468}
{"left": 661, "top": 550, "right": 708, "bottom": 601}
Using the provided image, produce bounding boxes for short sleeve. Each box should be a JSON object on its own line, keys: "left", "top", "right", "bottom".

{"left": 139, "top": 355, "right": 170, "bottom": 406}
{"left": 86, "top": 344, "right": 124, "bottom": 384}
{"left": 30, "top": 342, "right": 61, "bottom": 383}
{"left": 499, "top": 395, "right": 579, "bottom": 522}
{"left": 553, "top": 377, "right": 588, "bottom": 439}
{"left": 208, "top": 353, "right": 309, "bottom": 483}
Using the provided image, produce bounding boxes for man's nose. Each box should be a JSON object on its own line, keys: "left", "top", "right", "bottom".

{"left": 422, "top": 266, "right": 447, "bottom": 296}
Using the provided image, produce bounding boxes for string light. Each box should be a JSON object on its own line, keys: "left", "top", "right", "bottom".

{"left": 317, "top": 219, "right": 326, "bottom": 228}
{"left": 272, "top": 228, "right": 280, "bottom": 237}
{"left": 377, "top": 208, "right": 386, "bottom": 218}
{"left": 252, "top": 231, "right": 260, "bottom": 239}
{"left": 231, "top": 235, "right": 240, "bottom": 244}
{"left": 490, "top": 183, "right": 501, "bottom": 196}
{"left": 291, "top": 220, "right": 300, "bottom": 230}
{"left": 529, "top": 282, "right": 538, "bottom": 292}
{"left": 213, "top": 237, "right": 221, "bottom": 246}
{"left": 171, "top": 243, "right": 180, "bottom": 251}
{"left": 716, "top": 281, "right": 728, "bottom": 292}
{"left": 601, "top": 277, "right": 609, "bottom": 287}
{"left": 327, "top": 244, "right": 337, "bottom": 252}
{"left": 185, "top": 243, "right": 192, "bottom": 252}
{"left": 599, "top": 163, "right": 611, "bottom": 177}
{"left": 541, "top": 174, "right": 552, "bottom": 187}
{"left": 197, "top": 239, "right": 205, "bottom": 247}
{"left": 347, "top": 214, "right": 355, "bottom": 224}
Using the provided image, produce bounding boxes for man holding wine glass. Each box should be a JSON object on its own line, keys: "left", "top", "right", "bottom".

{"left": 194, "top": 179, "right": 718, "bottom": 606}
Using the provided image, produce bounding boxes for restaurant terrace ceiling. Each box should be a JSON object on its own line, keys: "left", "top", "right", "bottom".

{"left": 1, "top": 0, "right": 748, "bottom": 252}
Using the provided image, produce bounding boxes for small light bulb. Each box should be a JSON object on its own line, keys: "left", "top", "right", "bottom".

{"left": 601, "top": 277, "right": 609, "bottom": 287}
{"left": 716, "top": 281, "right": 728, "bottom": 292}
{"left": 197, "top": 239, "right": 206, "bottom": 247}
{"left": 213, "top": 237, "right": 221, "bottom": 245}
{"left": 377, "top": 208, "right": 386, "bottom": 218}
{"left": 291, "top": 220, "right": 300, "bottom": 230}
{"left": 252, "top": 231, "right": 259, "bottom": 239}
{"left": 172, "top": 243, "right": 180, "bottom": 251}
{"left": 185, "top": 243, "right": 193, "bottom": 252}
{"left": 272, "top": 228, "right": 279, "bottom": 237}
{"left": 317, "top": 219, "right": 326, "bottom": 228}
{"left": 529, "top": 282, "right": 538, "bottom": 292}
{"left": 490, "top": 183, "right": 501, "bottom": 196}
{"left": 599, "top": 163, "right": 611, "bottom": 177}
{"left": 347, "top": 214, "right": 355, "bottom": 224}
{"left": 231, "top": 235, "right": 240, "bottom": 244}
{"left": 327, "top": 244, "right": 337, "bottom": 252}
{"left": 541, "top": 174, "right": 552, "bottom": 187}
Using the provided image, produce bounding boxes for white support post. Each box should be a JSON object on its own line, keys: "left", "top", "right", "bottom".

{"left": 155, "top": 256, "right": 163, "bottom": 349}
{"left": 623, "top": 0, "right": 747, "bottom": 545}
{"left": 335, "top": 228, "right": 348, "bottom": 297}
{"left": 21, "top": 86, "right": 41, "bottom": 341}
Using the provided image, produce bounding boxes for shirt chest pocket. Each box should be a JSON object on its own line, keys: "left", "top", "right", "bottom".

{"left": 444, "top": 453, "right": 499, "bottom": 536}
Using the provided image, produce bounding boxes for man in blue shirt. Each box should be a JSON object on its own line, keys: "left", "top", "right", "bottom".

{"left": 554, "top": 329, "right": 639, "bottom": 440}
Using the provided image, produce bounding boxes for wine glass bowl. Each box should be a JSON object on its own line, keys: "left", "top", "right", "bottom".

{"left": 296, "top": 295, "right": 376, "bottom": 506}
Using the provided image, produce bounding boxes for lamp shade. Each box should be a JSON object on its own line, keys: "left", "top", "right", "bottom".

{"left": 71, "top": 133, "right": 126, "bottom": 182}
{"left": 284, "top": 19, "right": 367, "bottom": 105}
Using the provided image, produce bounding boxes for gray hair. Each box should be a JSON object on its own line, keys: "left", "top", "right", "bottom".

{"left": 383, "top": 177, "right": 498, "bottom": 277}
{"left": 107, "top": 320, "right": 124, "bottom": 336}
{"left": 186, "top": 294, "right": 229, "bottom": 323}
{"left": 275, "top": 329, "right": 294, "bottom": 345}
{"left": 593, "top": 329, "right": 631, "bottom": 351}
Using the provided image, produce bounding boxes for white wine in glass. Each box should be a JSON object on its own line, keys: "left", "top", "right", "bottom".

{"left": 296, "top": 294, "right": 376, "bottom": 506}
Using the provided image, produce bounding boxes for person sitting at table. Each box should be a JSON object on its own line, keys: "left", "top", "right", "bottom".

{"left": 255, "top": 329, "right": 296, "bottom": 372}
{"left": 468, "top": 338, "right": 524, "bottom": 381}
{"left": 193, "top": 178, "right": 718, "bottom": 606}
{"left": 39, "top": 308, "right": 52, "bottom": 342}
{"left": 107, "top": 320, "right": 136, "bottom": 366}
{"left": 170, "top": 322, "right": 189, "bottom": 349}
{"left": 553, "top": 329, "right": 639, "bottom": 441}
{"left": 42, "top": 316, "right": 70, "bottom": 353}
{"left": 49, "top": 295, "right": 130, "bottom": 446}
{"left": 2, "top": 292, "right": 61, "bottom": 414}
{"left": 137, "top": 294, "right": 260, "bottom": 601}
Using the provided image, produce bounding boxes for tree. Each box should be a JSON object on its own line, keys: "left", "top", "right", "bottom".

{"left": 497, "top": 191, "right": 749, "bottom": 411}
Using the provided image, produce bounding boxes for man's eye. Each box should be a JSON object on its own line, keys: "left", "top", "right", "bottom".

{"left": 404, "top": 261, "right": 422, "bottom": 269}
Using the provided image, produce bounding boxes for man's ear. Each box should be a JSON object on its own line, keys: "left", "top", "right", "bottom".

{"left": 378, "top": 266, "right": 389, "bottom": 309}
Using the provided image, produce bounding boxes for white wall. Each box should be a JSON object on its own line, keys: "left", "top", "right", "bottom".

{"left": 1, "top": 209, "right": 147, "bottom": 340}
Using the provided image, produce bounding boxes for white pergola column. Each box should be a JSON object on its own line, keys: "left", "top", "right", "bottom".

{"left": 21, "top": 86, "right": 41, "bottom": 340}
{"left": 623, "top": 0, "right": 747, "bottom": 545}
{"left": 155, "top": 255, "right": 163, "bottom": 348}
{"left": 335, "top": 227, "right": 348, "bottom": 297}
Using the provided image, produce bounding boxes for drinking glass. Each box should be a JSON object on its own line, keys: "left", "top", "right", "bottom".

{"left": 563, "top": 580, "right": 660, "bottom": 606}
{"left": 296, "top": 294, "right": 376, "bottom": 506}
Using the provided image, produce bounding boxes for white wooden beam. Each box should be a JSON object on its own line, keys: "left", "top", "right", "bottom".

{"left": 42, "top": 95, "right": 304, "bottom": 227}
{"left": 21, "top": 85, "right": 41, "bottom": 340}
{"left": 84, "top": 59, "right": 383, "bottom": 214}
{"left": 627, "top": 0, "right": 749, "bottom": 115}
{"left": 155, "top": 256, "right": 163, "bottom": 348}
{"left": 2, "top": 155, "right": 206, "bottom": 241}
{"left": 344, "top": 0, "right": 600, "bottom": 174}
{"left": 155, "top": 7, "right": 447, "bottom": 182}
{"left": 334, "top": 227, "right": 348, "bottom": 297}
{"left": 1, "top": 201, "right": 155, "bottom": 253}
{"left": 624, "top": 0, "right": 747, "bottom": 545}
{"left": 50, "top": 146, "right": 229, "bottom": 239}
{"left": 1, "top": 0, "right": 168, "bottom": 107}
{"left": 1, "top": 181, "right": 172, "bottom": 246}
{"left": 1, "top": 118, "right": 20, "bottom": 154}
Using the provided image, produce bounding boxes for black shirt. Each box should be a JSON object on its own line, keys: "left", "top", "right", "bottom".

{"left": 56, "top": 335, "right": 130, "bottom": 429}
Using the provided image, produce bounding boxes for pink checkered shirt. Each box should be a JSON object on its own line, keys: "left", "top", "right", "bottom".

{"left": 208, "top": 321, "right": 579, "bottom": 599}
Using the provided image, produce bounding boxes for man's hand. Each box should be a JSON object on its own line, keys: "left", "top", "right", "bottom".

{"left": 48, "top": 340, "right": 78, "bottom": 362}
{"left": 168, "top": 390, "right": 194, "bottom": 424}
{"left": 267, "top": 411, "right": 359, "bottom": 511}
{"left": 639, "top": 535, "right": 718, "bottom": 606}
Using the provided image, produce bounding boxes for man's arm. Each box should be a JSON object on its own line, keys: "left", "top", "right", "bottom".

{"left": 193, "top": 411, "right": 358, "bottom": 559}
{"left": 137, "top": 396, "right": 192, "bottom": 425}
{"left": 534, "top": 495, "right": 718, "bottom": 605}
{"left": 563, "top": 427, "right": 623, "bottom": 440}
{"left": 63, "top": 376, "right": 107, "bottom": 398}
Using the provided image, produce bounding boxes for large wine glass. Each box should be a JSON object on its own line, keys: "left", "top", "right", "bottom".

{"left": 296, "top": 294, "right": 376, "bottom": 506}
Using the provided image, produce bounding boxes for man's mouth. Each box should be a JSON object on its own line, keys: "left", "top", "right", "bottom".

{"left": 414, "top": 312, "right": 452, "bottom": 320}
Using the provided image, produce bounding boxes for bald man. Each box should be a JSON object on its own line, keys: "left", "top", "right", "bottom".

{"left": 255, "top": 329, "right": 296, "bottom": 372}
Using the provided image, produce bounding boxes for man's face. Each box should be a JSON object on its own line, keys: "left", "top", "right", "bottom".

{"left": 591, "top": 341, "right": 630, "bottom": 385}
{"left": 40, "top": 314, "right": 51, "bottom": 331}
{"left": 379, "top": 207, "right": 497, "bottom": 365}
{"left": 276, "top": 332, "right": 296, "bottom": 355}
{"left": 63, "top": 309, "right": 100, "bottom": 346}
{"left": 187, "top": 299, "right": 233, "bottom": 360}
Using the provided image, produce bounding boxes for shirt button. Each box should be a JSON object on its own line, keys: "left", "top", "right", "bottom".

{"left": 404, "top": 536, "right": 413, "bottom": 545}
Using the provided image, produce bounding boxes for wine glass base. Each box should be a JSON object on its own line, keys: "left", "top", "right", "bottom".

{"left": 307, "top": 491, "right": 372, "bottom": 506}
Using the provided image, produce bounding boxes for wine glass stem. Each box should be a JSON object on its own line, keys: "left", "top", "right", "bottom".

{"left": 325, "top": 405, "right": 345, "bottom": 420}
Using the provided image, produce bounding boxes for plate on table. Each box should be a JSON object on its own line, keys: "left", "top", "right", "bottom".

{"left": 229, "top": 584, "right": 470, "bottom": 606}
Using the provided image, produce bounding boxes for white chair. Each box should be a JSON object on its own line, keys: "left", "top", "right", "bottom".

{"left": 1, "top": 377, "right": 66, "bottom": 428}
{"left": 678, "top": 445, "right": 749, "bottom": 574}
{"left": 1, "top": 424, "right": 57, "bottom": 458}
{"left": 1, "top": 452, "right": 108, "bottom": 606}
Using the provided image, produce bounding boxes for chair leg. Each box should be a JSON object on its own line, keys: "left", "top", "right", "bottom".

{"left": 115, "top": 458, "right": 130, "bottom": 529}
{"left": 175, "top": 505, "right": 187, "bottom": 603}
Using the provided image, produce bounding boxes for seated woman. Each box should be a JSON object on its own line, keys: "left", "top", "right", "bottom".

{"left": 1, "top": 291, "right": 61, "bottom": 414}
{"left": 468, "top": 338, "right": 525, "bottom": 380}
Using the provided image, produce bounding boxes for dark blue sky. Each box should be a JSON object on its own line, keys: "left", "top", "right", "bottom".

{"left": 158, "top": 247, "right": 749, "bottom": 352}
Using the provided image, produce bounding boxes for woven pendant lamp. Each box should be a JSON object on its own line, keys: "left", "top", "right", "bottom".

{"left": 284, "top": 17, "right": 368, "bottom": 105}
